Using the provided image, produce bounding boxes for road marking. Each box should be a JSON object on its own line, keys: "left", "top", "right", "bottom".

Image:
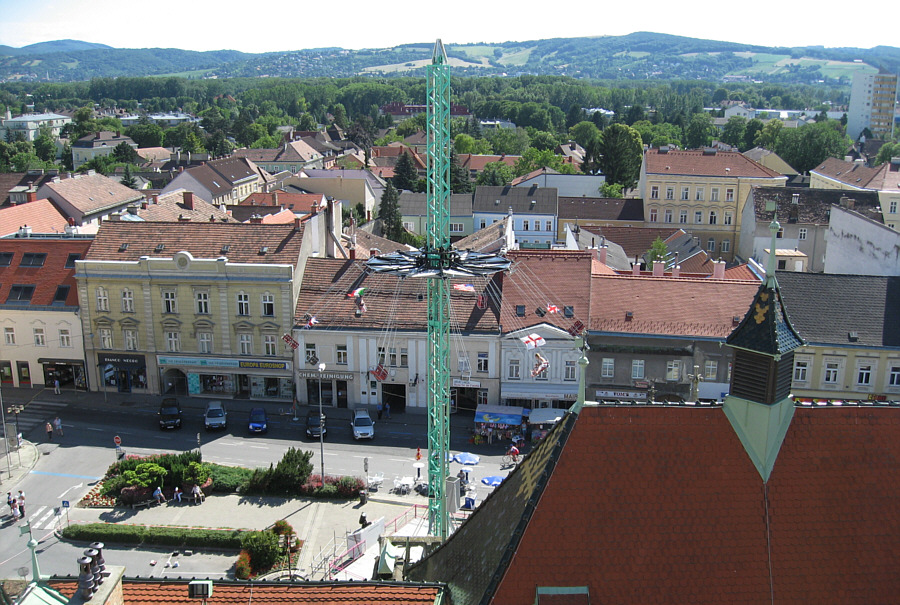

{"left": 32, "top": 471, "right": 102, "bottom": 480}
{"left": 86, "top": 427, "right": 104, "bottom": 431}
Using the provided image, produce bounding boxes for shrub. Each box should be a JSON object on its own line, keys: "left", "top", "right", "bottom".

{"left": 61, "top": 523, "right": 244, "bottom": 549}
{"left": 240, "top": 531, "right": 280, "bottom": 572}
{"left": 99, "top": 475, "right": 129, "bottom": 497}
{"left": 235, "top": 550, "right": 252, "bottom": 579}
{"left": 272, "top": 519, "right": 294, "bottom": 536}
{"left": 119, "top": 485, "right": 155, "bottom": 506}
{"left": 315, "top": 484, "right": 338, "bottom": 498}
{"left": 334, "top": 475, "right": 364, "bottom": 498}
{"left": 184, "top": 461, "right": 211, "bottom": 486}
{"left": 208, "top": 463, "right": 252, "bottom": 493}
{"left": 123, "top": 462, "right": 167, "bottom": 488}
{"left": 243, "top": 448, "right": 314, "bottom": 496}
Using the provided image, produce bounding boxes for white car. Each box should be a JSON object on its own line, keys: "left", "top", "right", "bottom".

{"left": 204, "top": 401, "right": 227, "bottom": 430}
{"left": 351, "top": 409, "right": 375, "bottom": 440}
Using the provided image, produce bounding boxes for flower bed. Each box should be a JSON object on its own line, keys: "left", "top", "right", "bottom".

{"left": 78, "top": 483, "right": 117, "bottom": 508}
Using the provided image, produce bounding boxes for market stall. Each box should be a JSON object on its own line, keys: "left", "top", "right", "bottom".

{"left": 527, "top": 407, "right": 565, "bottom": 442}
{"left": 473, "top": 404, "right": 526, "bottom": 444}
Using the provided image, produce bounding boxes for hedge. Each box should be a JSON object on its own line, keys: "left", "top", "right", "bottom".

{"left": 62, "top": 523, "right": 244, "bottom": 549}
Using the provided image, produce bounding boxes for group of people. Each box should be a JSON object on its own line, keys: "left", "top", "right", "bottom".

{"left": 44, "top": 416, "right": 63, "bottom": 441}
{"left": 376, "top": 402, "right": 391, "bottom": 420}
{"left": 153, "top": 484, "right": 204, "bottom": 505}
{"left": 6, "top": 490, "right": 25, "bottom": 521}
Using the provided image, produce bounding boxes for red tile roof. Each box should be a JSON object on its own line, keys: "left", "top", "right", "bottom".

{"left": 583, "top": 226, "right": 683, "bottom": 259}
{"left": 47, "top": 579, "right": 442, "bottom": 605}
{"left": 590, "top": 274, "right": 759, "bottom": 337}
{"left": 0, "top": 198, "right": 69, "bottom": 236}
{"left": 0, "top": 237, "right": 92, "bottom": 306}
{"left": 239, "top": 191, "right": 325, "bottom": 211}
{"left": 645, "top": 148, "right": 784, "bottom": 178}
{"left": 812, "top": 156, "right": 900, "bottom": 191}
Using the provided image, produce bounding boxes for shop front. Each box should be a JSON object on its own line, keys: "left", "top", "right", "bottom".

{"left": 298, "top": 369, "right": 354, "bottom": 409}
{"left": 473, "top": 404, "right": 526, "bottom": 444}
{"left": 98, "top": 353, "right": 147, "bottom": 393}
{"left": 501, "top": 383, "right": 579, "bottom": 410}
{"left": 158, "top": 355, "right": 293, "bottom": 401}
{"left": 527, "top": 407, "right": 565, "bottom": 442}
{"left": 40, "top": 358, "right": 87, "bottom": 390}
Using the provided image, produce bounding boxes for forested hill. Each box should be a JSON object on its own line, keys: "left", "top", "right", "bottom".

{"left": 1, "top": 32, "right": 898, "bottom": 83}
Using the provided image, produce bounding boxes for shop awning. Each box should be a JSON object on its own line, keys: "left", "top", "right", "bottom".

{"left": 528, "top": 408, "right": 565, "bottom": 425}
{"left": 474, "top": 404, "right": 526, "bottom": 426}
{"left": 501, "top": 382, "right": 579, "bottom": 401}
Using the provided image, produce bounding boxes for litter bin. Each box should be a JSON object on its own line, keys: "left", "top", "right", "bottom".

{"left": 359, "top": 490, "right": 367, "bottom": 505}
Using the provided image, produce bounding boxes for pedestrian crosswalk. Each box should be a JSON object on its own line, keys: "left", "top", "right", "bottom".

{"left": 22, "top": 505, "right": 63, "bottom": 531}
{"left": 4, "top": 400, "right": 69, "bottom": 439}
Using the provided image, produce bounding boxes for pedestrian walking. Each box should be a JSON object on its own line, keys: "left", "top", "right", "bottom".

{"left": 6, "top": 492, "right": 13, "bottom": 514}
{"left": 45, "top": 421, "right": 53, "bottom": 441}
{"left": 376, "top": 402, "right": 383, "bottom": 421}
{"left": 11, "top": 501, "right": 19, "bottom": 521}
{"left": 17, "top": 491, "right": 25, "bottom": 516}
{"left": 385, "top": 402, "right": 391, "bottom": 419}
{"left": 53, "top": 378, "right": 61, "bottom": 394}
{"left": 53, "top": 416, "right": 63, "bottom": 436}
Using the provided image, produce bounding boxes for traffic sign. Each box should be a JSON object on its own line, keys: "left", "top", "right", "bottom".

{"left": 364, "top": 457, "right": 369, "bottom": 472}
{"left": 114, "top": 435, "right": 121, "bottom": 445}
{"left": 61, "top": 500, "right": 70, "bottom": 508}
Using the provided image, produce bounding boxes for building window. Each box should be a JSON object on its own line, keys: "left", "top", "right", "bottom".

{"left": 480, "top": 220, "right": 487, "bottom": 229}
{"left": 707, "top": 238, "right": 716, "bottom": 251}
{"left": 0, "top": 252, "right": 12, "bottom": 266}
{"left": 725, "top": 188, "right": 735, "bottom": 202}
{"left": 97, "top": 287, "right": 109, "bottom": 312}
{"left": 721, "top": 239, "right": 731, "bottom": 253}
{"left": 264, "top": 335, "right": 277, "bottom": 356}
{"left": 166, "top": 331, "right": 180, "bottom": 352}
{"left": 793, "top": 359, "right": 809, "bottom": 383}
{"left": 336, "top": 345, "right": 348, "bottom": 365}
{"left": 508, "top": 358, "right": 521, "bottom": 380}
{"left": 534, "top": 361, "right": 548, "bottom": 380}
{"left": 823, "top": 361, "right": 840, "bottom": 385}
{"left": 261, "top": 293, "right": 275, "bottom": 317}
{"left": 59, "top": 328, "right": 71, "bottom": 348}
{"left": 857, "top": 363, "right": 873, "bottom": 386}
{"left": 546, "top": 220, "right": 552, "bottom": 231}
{"left": 65, "top": 253, "right": 80, "bottom": 268}
{"left": 710, "top": 188, "right": 719, "bottom": 202}
{"left": 889, "top": 365, "right": 900, "bottom": 387}
{"left": 777, "top": 259, "right": 787, "bottom": 270}
{"left": 124, "top": 329, "right": 138, "bottom": 351}
{"left": 237, "top": 293, "right": 250, "bottom": 316}
{"left": 709, "top": 210, "right": 718, "bottom": 225}
{"left": 564, "top": 306, "right": 574, "bottom": 317}
{"left": 403, "top": 221, "right": 415, "bottom": 231}
{"left": 776, "top": 228, "right": 784, "bottom": 239}
{"left": 377, "top": 346, "right": 386, "bottom": 365}
{"left": 679, "top": 210, "right": 688, "bottom": 223}
{"left": 681, "top": 186, "right": 689, "bottom": 201}
{"left": 890, "top": 200, "right": 898, "bottom": 213}
{"left": 516, "top": 305, "right": 525, "bottom": 317}
{"left": 195, "top": 291, "right": 209, "bottom": 314}
{"left": 306, "top": 344, "right": 318, "bottom": 364}
{"left": 400, "top": 348, "right": 408, "bottom": 367}
{"left": 695, "top": 188, "right": 704, "bottom": 201}
{"left": 666, "top": 360, "right": 680, "bottom": 381}
{"left": 565, "top": 360, "right": 577, "bottom": 381}
{"left": 239, "top": 334, "right": 252, "bottom": 355}
{"left": 390, "top": 347, "right": 398, "bottom": 367}
{"left": 163, "top": 290, "right": 177, "bottom": 314}
{"left": 477, "top": 352, "right": 489, "bottom": 373}
{"left": 632, "top": 359, "right": 645, "bottom": 379}
{"left": 100, "top": 328, "right": 113, "bottom": 349}
{"left": 724, "top": 211, "right": 733, "bottom": 225}
{"left": 694, "top": 210, "right": 703, "bottom": 224}
{"left": 649, "top": 208, "right": 658, "bottom": 222}
{"left": 122, "top": 289, "right": 134, "bottom": 313}
{"left": 33, "top": 328, "right": 45, "bottom": 346}
{"left": 477, "top": 389, "right": 488, "bottom": 406}
{"left": 664, "top": 209, "right": 673, "bottom": 223}
{"left": 522, "top": 220, "right": 529, "bottom": 231}
{"left": 650, "top": 186, "right": 659, "bottom": 199}
{"left": 704, "top": 360, "right": 718, "bottom": 380}
{"left": 198, "top": 332, "right": 212, "bottom": 354}
{"left": 601, "top": 358, "right": 614, "bottom": 378}
{"left": 450, "top": 223, "right": 464, "bottom": 233}
{"left": 798, "top": 228, "right": 807, "bottom": 240}
{"left": 3, "top": 327, "right": 14, "bottom": 345}
{"left": 665, "top": 187, "right": 674, "bottom": 200}
{"left": 20, "top": 252, "right": 46, "bottom": 267}
{"left": 7, "top": 285, "right": 34, "bottom": 302}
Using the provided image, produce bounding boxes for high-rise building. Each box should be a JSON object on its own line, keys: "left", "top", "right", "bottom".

{"left": 847, "top": 70, "right": 899, "bottom": 141}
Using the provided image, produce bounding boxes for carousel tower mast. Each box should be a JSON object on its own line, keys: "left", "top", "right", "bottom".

{"left": 425, "top": 39, "right": 452, "bottom": 539}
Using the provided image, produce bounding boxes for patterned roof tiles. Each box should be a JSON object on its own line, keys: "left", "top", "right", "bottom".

{"left": 0, "top": 237, "right": 92, "bottom": 307}
{"left": 39, "top": 173, "right": 144, "bottom": 214}
{"left": 0, "top": 198, "right": 69, "bottom": 236}
{"left": 558, "top": 196, "right": 644, "bottom": 222}
{"left": 645, "top": 148, "right": 784, "bottom": 178}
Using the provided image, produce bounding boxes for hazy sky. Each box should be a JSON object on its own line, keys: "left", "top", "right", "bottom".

{"left": 1, "top": 0, "right": 896, "bottom": 54}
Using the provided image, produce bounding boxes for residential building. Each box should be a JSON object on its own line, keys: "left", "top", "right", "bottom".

{"left": 75, "top": 207, "right": 340, "bottom": 397}
{"left": 456, "top": 154, "right": 520, "bottom": 179}
{"left": 847, "top": 70, "right": 899, "bottom": 141}
{"left": 512, "top": 170, "right": 606, "bottom": 197}
{"left": 397, "top": 191, "right": 473, "bottom": 238}
{"left": 809, "top": 156, "right": 900, "bottom": 230}
{"left": 36, "top": 172, "right": 145, "bottom": 230}
{"left": 0, "top": 111, "right": 70, "bottom": 142}
{"left": 108, "top": 190, "right": 234, "bottom": 224}
{"left": 576, "top": 225, "right": 717, "bottom": 274}
{"left": 0, "top": 197, "right": 69, "bottom": 237}
{"left": 740, "top": 187, "right": 882, "bottom": 272}
{"left": 160, "top": 157, "right": 273, "bottom": 206}
{"left": 824, "top": 204, "right": 900, "bottom": 275}
{"left": 778, "top": 272, "right": 900, "bottom": 400}
{"left": 473, "top": 185, "right": 558, "bottom": 247}
{"left": 0, "top": 232, "right": 92, "bottom": 389}
{"left": 639, "top": 147, "right": 787, "bottom": 260}
{"left": 0, "top": 170, "right": 61, "bottom": 207}
{"left": 742, "top": 147, "right": 799, "bottom": 176}
{"left": 288, "top": 168, "right": 385, "bottom": 220}
{"left": 118, "top": 112, "right": 197, "bottom": 128}
{"left": 556, "top": 196, "right": 644, "bottom": 241}
{"left": 232, "top": 140, "right": 324, "bottom": 174}
{"left": 71, "top": 131, "right": 138, "bottom": 170}
{"left": 228, "top": 191, "right": 325, "bottom": 222}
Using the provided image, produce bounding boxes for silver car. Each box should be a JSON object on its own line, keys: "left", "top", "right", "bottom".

{"left": 204, "top": 401, "right": 227, "bottom": 430}
{"left": 351, "top": 409, "right": 375, "bottom": 440}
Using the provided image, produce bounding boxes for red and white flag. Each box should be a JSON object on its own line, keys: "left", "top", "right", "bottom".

{"left": 520, "top": 333, "right": 546, "bottom": 349}
{"left": 305, "top": 316, "right": 318, "bottom": 329}
{"left": 453, "top": 283, "right": 476, "bottom": 292}
{"left": 547, "top": 303, "right": 560, "bottom": 314}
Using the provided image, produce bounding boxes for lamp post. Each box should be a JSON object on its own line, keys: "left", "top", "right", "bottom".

{"left": 1, "top": 385, "right": 11, "bottom": 478}
{"left": 317, "top": 362, "right": 326, "bottom": 486}
{"left": 7, "top": 404, "right": 23, "bottom": 466}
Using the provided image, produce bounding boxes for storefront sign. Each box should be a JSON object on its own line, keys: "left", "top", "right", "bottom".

{"left": 296, "top": 370, "right": 354, "bottom": 380}
{"left": 98, "top": 354, "right": 146, "bottom": 368}
{"left": 452, "top": 379, "right": 481, "bottom": 388}
{"left": 157, "top": 355, "right": 291, "bottom": 371}
{"left": 595, "top": 389, "right": 647, "bottom": 400}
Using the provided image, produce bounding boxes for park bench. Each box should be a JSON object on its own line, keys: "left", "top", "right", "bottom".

{"left": 131, "top": 498, "right": 159, "bottom": 510}
{"left": 186, "top": 492, "right": 205, "bottom": 505}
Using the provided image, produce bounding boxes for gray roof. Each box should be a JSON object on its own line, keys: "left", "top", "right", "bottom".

{"left": 750, "top": 187, "right": 882, "bottom": 225}
{"left": 473, "top": 185, "right": 558, "bottom": 214}
{"left": 398, "top": 191, "right": 473, "bottom": 216}
{"left": 776, "top": 272, "right": 900, "bottom": 347}
{"left": 558, "top": 196, "right": 644, "bottom": 221}
{"left": 4, "top": 112, "right": 68, "bottom": 122}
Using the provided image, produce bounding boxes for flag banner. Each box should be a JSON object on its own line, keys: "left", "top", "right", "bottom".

{"left": 520, "top": 333, "right": 546, "bottom": 349}
{"left": 347, "top": 287, "right": 367, "bottom": 298}
{"left": 453, "top": 284, "right": 476, "bottom": 292}
{"left": 547, "top": 303, "right": 560, "bottom": 314}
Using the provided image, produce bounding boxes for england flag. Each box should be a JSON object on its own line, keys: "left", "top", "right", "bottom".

{"left": 521, "top": 333, "right": 546, "bottom": 349}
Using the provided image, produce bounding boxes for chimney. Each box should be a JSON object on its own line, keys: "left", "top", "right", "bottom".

{"left": 95, "top": 132, "right": 101, "bottom": 139}
{"left": 141, "top": 201, "right": 148, "bottom": 210}
{"left": 672, "top": 265, "right": 681, "bottom": 278}
{"left": 294, "top": 216, "right": 302, "bottom": 231}
{"left": 310, "top": 202, "right": 318, "bottom": 215}
{"left": 598, "top": 244, "right": 608, "bottom": 265}
{"left": 713, "top": 259, "right": 726, "bottom": 279}
{"left": 178, "top": 214, "right": 191, "bottom": 222}
{"left": 26, "top": 190, "right": 37, "bottom": 203}
{"left": 68, "top": 217, "right": 75, "bottom": 226}
{"left": 653, "top": 261, "right": 664, "bottom": 277}
{"left": 632, "top": 261, "right": 641, "bottom": 276}
{"left": 183, "top": 191, "right": 194, "bottom": 210}
{"left": 274, "top": 191, "right": 278, "bottom": 207}
{"left": 250, "top": 214, "right": 263, "bottom": 224}
{"left": 127, "top": 204, "right": 139, "bottom": 215}
{"left": 18, "top": 224, "right": 32, "bottom": 237}
{"left": 349, "top": 247, "right": 356, "bottom": 260}
{"left": 210, "top": 214, "right": 216, "bottom": 222}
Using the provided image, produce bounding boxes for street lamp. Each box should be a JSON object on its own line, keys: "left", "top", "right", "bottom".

{"left": 317, "top": 362, "right": 326, "bottom": 487}
{"left": 7, "top": 404, "right": 23, "bottom": 466}
{"left": 1, "top": 385, "right": 11, "bottom": 478}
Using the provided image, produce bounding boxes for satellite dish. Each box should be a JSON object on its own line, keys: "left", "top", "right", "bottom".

{"left": 17, "top": 566, "right": 29, "bottom": 579}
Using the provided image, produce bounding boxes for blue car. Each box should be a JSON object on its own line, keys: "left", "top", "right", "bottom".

{"left": 248, "top": 407, "right": 268, "bottom": 434}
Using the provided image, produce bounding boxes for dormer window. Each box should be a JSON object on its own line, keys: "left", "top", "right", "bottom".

{"left": 155, "top": 244, "right": 165, "bottom": 253}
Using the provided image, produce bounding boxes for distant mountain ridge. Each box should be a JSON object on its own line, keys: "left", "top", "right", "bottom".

{"left": 1, "top": 32, "right": 898, "bottom": 83}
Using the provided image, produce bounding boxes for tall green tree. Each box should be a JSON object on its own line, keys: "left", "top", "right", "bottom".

{"left": 875, "top": 142, "right": 900, "bottom": 166}
{"left": 125, "top": 122, "right": 164, "bottom": 148}
{"left": 485, "top": 127, "right": 530, "bottom": 155}
{"left": 379, "top": 181, "right": 403, "bottom": 241}
{"left": 744, "top": 118, "right": 765, "bottom": 150}
{"left": 393, "top": 151, "right": 418, "bottom": 191}
{"left": 450, "top": 151, "right": 472, "bottom": 193}
{"left": 646, "top": 237, "right": 668, "bottom": 269}
{"left": 112, "top": 141, "right": 140, "bottom": 164}
{"left": 120, "top": 164, "right": 138, "bottom": 189}
{"left": 476, "top": 162, "right": 514, "bottom": 187}
{"left": 754, "top": 119, "right": 783, "bottom": 150}
{"left": 569, "top": 121, "right": 601, "bottom": 148}
{"left": 721, "top": 116, "right": 747, "bottom": 150}
{"left": 587, "top": 123, "right": 643, "bottom": 190}
{"left": 774, "top": 120, "right": 850, "bottom": 174}
{"left": 33, "top": 133, "right": 57, "bottom": 163}
{"left": 684, "top": 113, "right": 714, "bottom": 149}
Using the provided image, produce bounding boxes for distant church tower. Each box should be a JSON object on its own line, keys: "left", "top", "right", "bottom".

{"left": 722, "top": 214, "right": 804, "bottom": 481}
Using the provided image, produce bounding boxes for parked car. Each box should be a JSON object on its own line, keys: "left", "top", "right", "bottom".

{"left": 305, "top": 410, "right": 327, "bottom": 439}
{"left": 351, "top": 409, "right": 375, "bottom": 440}
{"left": 158, "top": 398, "right": 182, "bottom": 430}
{"left": 204, "top": 401, "right": 227, "bottom": 430}
{"left": 248, "top": 407, "right": 268, "bottom": 434}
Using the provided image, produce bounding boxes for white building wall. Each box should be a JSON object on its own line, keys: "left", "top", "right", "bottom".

{"left": 824, "top": 205, "right": 900, "bottom": 275}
